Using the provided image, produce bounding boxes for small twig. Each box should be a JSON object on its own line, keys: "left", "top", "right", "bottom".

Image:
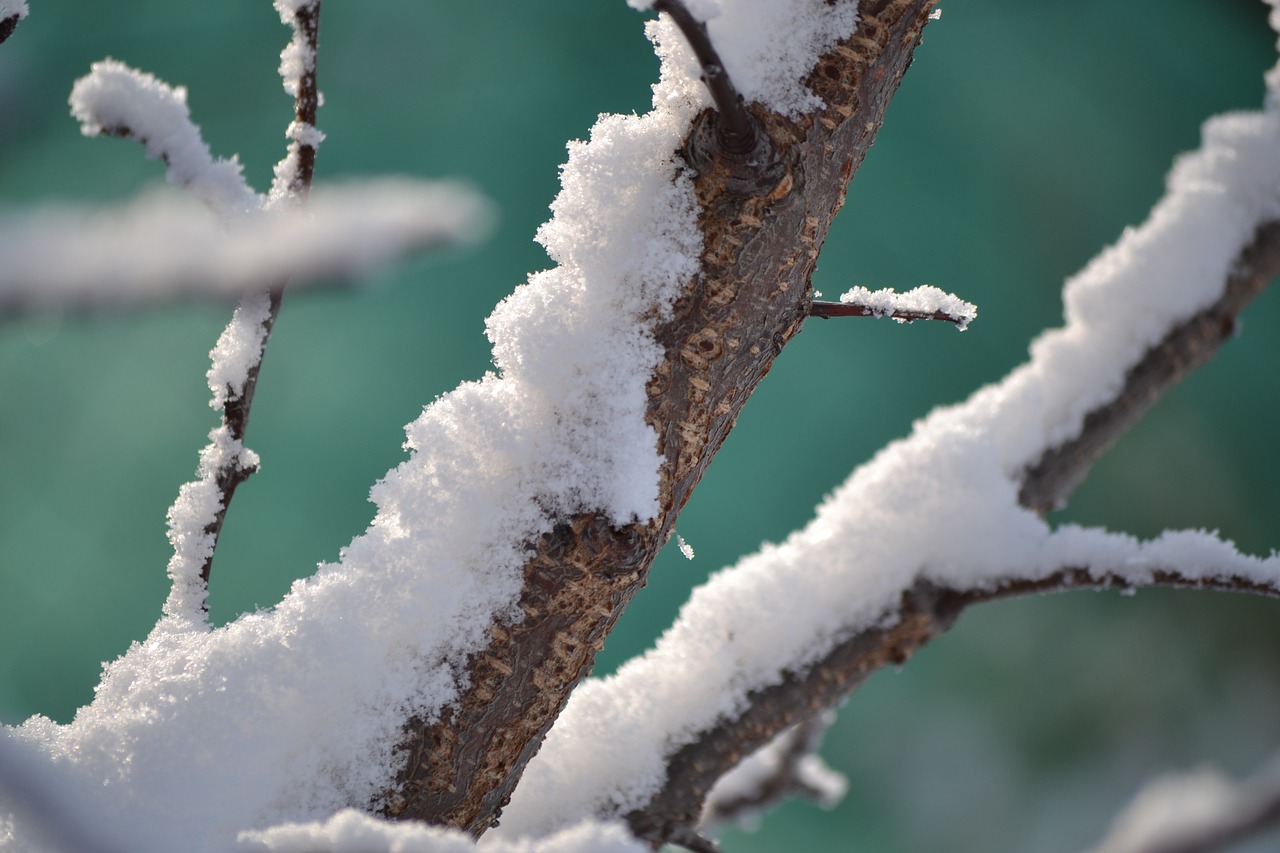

{"left": 810, "top": 299, "right": 967, "bottom": 326}
{"left": 811, "top": 284, "right": 977, "bottom": 329}
{"left": 650, "top": 0, "right": 756, "bottom": 156}
{"left": 701, "top": 714, "right": 837, "bottom": 828}
{"left": 198, "top": 0, "right": 323, "bottom": 588}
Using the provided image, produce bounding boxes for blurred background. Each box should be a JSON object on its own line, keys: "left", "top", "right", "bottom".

{"left": 1, "top": 1, "right": 1279, "bottom": 850}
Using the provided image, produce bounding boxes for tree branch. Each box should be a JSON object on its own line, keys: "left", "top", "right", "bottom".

{"left": 620, "top": 217, "right": 1280, "bottom": 846}
{"left": 380, "top": 0, "right": 939, "bottom": 833}
{"left": 198, "top": 0, "right": 322, "bottom": 589}
{"left": 1019, "top": 219, "right": 1280, "bottom": 515}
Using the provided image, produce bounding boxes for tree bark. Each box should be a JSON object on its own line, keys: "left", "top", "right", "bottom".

{"left": 381, "top": 0, "right": 940, "bottom": 833}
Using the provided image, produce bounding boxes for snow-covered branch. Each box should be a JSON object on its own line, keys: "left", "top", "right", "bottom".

{"left": 497, "top": 38, "right": 1280, "bottom": 846}
{"left": 171, "top": 0, "right": 325, "bottom": 612}
{"left": 810, "top": 284, "right": 977, "bottom": 329}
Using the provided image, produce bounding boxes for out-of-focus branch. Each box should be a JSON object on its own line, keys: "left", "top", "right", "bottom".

{"left": 0, "top": 181, "right": 489, "bottom": 321}
{"left": 1083, "top": 760, "right": 1280, "bottom": 853}
{"left": 700, "top": 713, "right": 843, "bottom": 831}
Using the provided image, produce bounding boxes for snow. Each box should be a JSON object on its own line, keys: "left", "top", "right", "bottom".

{"left": 70, "top": 60, "right": 261, "bottom": 217}
{"left": 3, "top": 0, "right": 708, "bottom": 848}
{"left": 837, "top": 284, "right": 978, "bottom": 329}
{"left": 676, "top": 533, "right": 696, "bottom": 561}
{"left": 0, "top": 0, "right": 27, "bottom": 23}
{"left": 0, "top": 180, "right": 491, "bottom": 315}
{"left": 494, "top": 60, "right": 1280, "bottom": 840}
{"left": 640, "top": 0, "right": 859, "bottom": 118}
{"left": 239, "top": 811, "right": 646, "bottom": 853}
{"left": 8, "top": 2, "right": 1280, "bottom": 851}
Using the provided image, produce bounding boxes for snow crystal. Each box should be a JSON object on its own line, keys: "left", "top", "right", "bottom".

{"left": 677, "top": 533, "right": 695, "bottom": 561}
{"left": 70, "top": 60, "right": 261, "bottom": 217}
{"left": 495, "top": 58, "right": 1280, "bottom": 840}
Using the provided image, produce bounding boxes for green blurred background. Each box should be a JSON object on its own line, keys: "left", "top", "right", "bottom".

{"left": 2, "top": 2, "right": 1279, "bottom": 850}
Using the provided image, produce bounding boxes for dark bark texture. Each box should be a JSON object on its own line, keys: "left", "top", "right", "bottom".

{"left": 382, "top": 0, "right": 940, "bottom": 835}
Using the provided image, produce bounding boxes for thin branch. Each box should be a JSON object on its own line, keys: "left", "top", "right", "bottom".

{"left": 650, "top": 0, "right": 756, "bottom": 156}
{"left": 0, "top": 14, "right": 20, "bottom": 47}
{"left": 700, "top": 713, "right": 840, "bottom": 829}
{"left": 810, "top": 300, "right": 970, "bottom": 326}
{"left": 198, "top": 0, "right": 323, "bottom": 589}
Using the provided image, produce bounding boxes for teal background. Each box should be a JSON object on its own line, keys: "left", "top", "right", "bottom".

{"left": 2, "top": 2, "right": 1279, "bottom": 850}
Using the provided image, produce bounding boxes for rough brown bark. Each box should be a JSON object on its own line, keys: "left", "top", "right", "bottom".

{"left": 381, "top": 0, "right": 940, "bottom": 834}
{"left": 622, "top": 218, "right": 1280, "bottom": 846}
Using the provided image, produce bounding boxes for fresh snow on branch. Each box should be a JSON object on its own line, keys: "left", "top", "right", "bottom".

{"left": 832, "top": 284, "right": 978, "bottom": 329}
{"left": 0, "top": 180, "right": 491, "bottom": 317}
{"left": 70, "top": 60, "right": 262, "bottom": 217}
{"left": 493, "top": 50, "right": 1280, "bottom": 840}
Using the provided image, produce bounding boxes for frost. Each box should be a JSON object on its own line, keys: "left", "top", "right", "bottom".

{"left": 676, "top": 533, "right": 695, "bottom": 561}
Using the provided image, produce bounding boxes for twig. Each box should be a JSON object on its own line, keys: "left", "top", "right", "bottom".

{"left": 810, "top": 300, "right": 968, "bottom": 326}
{"left": 199, "top": 0, "right": 323, "bottom": 588}
{"left": 650, "top": 0, "right": 756, "bottom": 156}
{"left": 700, "top": 714, "right": 840, "bottom": 829}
